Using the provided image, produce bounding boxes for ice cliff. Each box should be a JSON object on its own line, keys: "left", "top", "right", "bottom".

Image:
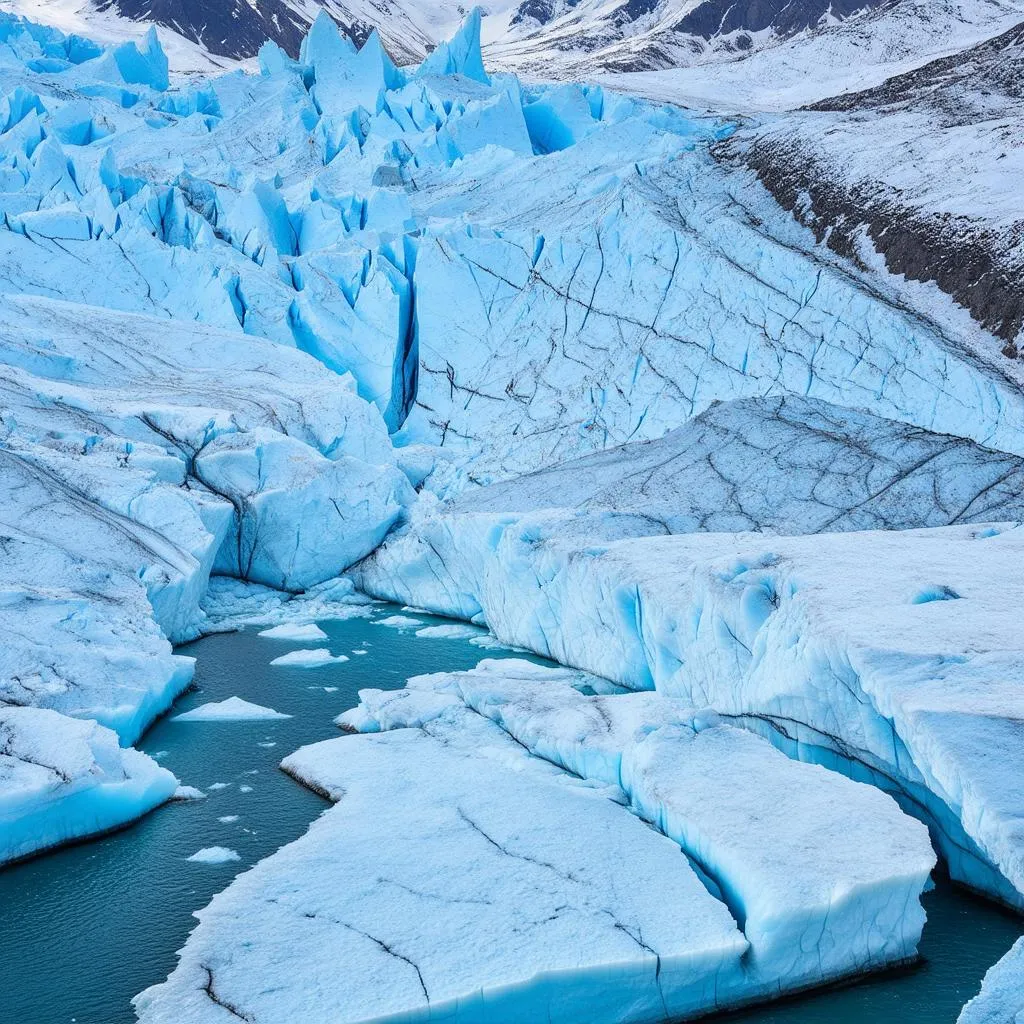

{"left": 0, "top": 7, "right": 1019, "bottom": 1023}
{"left": 134, "top": 658, "right": 934, "bottom": 1022}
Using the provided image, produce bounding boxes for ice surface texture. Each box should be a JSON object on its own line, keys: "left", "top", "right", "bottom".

{"left": 958, "top": 937, "right": 1024, "bottom": 1024}
{"left": 0, "top": 707, "right": 176, "bottom": 863}
{"left": 358, "top": 515, "right": 1024, "bottom": 910}
{"left": 136, "top": 659, "right": 931, "bottom": 1022}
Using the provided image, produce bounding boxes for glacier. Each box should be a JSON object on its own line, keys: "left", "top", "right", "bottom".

{"left": 357, "top": 513, "right": 1024, "bottom": 911}
{"left": 958, "top": 937, "right": 1024, "bottom": 1024}
{"left": 0, "top": 6, "right": 1019, "bottom": 1023}
{"left": 134, "top": 660, "right": 932, "bottom": 1022}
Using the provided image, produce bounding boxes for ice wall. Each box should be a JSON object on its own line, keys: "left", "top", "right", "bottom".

{"left": 357, "top": 514, "right": 1024, "bottom": 909}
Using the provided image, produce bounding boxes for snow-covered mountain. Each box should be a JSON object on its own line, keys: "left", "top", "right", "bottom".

{"left": 10, "top": 0, "right": 1024, "bottom": 92}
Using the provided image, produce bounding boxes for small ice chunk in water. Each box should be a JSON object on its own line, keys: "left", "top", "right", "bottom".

{"left": 239, "top": 785, "right": 254, "bottom": 793}
{"left": 271, "top": 649, "right": 349, "bottom": 668}
{"left": 172, "top": 786, "right": 207, "bottom": 801}
{"left": 258, "top": 623, "right": 328, "bottom": 641}
{"left": 372, "top": 615, "right": 423, "bottom": 628}
{"left": 415, "top": 623, "right": 485, "bottom": 639}
{"left": 352, "top": 650, "right": 368, "bottom": 655}
{"left": 208, "top": 783, "right": 230, "bottom": 791}
{"left": 187, "top": 847, "right": 240, "bottom": 864}
{"left": 218, "top": 816, "right": 240, "bottom": 824}
{"left": 175, "top": 697, "right": 291, "bottom": 721}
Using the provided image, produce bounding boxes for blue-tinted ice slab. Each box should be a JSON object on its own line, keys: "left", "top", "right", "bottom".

{"left": 958, "top": 937, "right": 1024, "bottom": 1024}
{"left": 0, "top": 707, "right": 177, "bottom": 864}
{"left": 359, "top": 513, "right": 1024, "bottom": 908}
{"left": 347, "top": 659, "right": 935, "bottom": 994}
{"left": 134, "top": 705, "right": 747, "bottom": 1023}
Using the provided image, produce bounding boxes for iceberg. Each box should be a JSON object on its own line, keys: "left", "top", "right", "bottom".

{"left": 0, "top": 707, "right": 177, "bottom": 864}
{"left": 258, "top": 623, "right": 329, "bottom": 641}
{"left": 172, "top": 786, "right": 207, "bottom": 801}
{"left": 372, "top": 614, "right": 424, "bottom": 629}
{"left": 270, "top": 649, "right": 349, "bottom": 669}
{"left": 173, "top": 698, "right": 291, "bottom": 722}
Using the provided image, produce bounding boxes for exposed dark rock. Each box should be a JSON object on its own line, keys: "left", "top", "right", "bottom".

{"left": 672, "top": 0, "right": 884, "bottom": 40}
{"left": 717, "top": 22, "right": 1024, "bottom": 347}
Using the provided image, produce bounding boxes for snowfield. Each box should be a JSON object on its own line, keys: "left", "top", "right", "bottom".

{"left": 0, "top": 5, "right": 1020, "bottom": 1023}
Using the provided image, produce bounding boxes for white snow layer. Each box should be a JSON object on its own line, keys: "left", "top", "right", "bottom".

{"left": 173, "top": 697, "right": 291, "bottom": 722}
{"left": 958, "top": 937, "right": 1024, "bottom": 1024}
{"left": 136, "top": 660, "right": 931, "bottom": 1023}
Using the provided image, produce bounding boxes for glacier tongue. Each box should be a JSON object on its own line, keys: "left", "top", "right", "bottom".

{"left": 134, "top": 705, "right": 748, "bottom": 1024}
{"left": 357, "top": 514, "right": 1024, "bottom": 910}
{"left": 136, "top": 656, "right": 932, "bottom": 1023}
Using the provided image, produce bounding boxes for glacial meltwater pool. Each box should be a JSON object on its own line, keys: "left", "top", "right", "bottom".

{"left": 1, "top": 606, "right": 1020, "bottom": 1024}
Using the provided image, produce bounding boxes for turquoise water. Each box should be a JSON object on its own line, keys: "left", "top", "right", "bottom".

{"left": 0, "top": 607, "right": 1020, "bottom": 1024}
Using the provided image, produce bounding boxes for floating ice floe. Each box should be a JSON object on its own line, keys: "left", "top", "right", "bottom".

{"left": 174, "top": 697, "right": 291, "bottom": 722}
{"left": 958, "top": 937, "right": 1024, "bottom": 1024}
{"left": 270, "top": 649, "right": 350, "bottom": 669}
{"left": 257, "top": 623, "right": 329, "bottom": 642}
{"left": 186, "top": 847, "right": 241, "bottom": 865}
{"left": 136, "top": 658, "right": 932, "bottom": 1023}
{"left": 371, "top": 615, "right": 424, "bottom": 629}
{"left": 171, "top": 786, "right": 207, "bottom": 802}
{"left": 414, "top": 623, "right": 485, "bottom": 639}
{"left": 0, "top": 707, "right": 178, "bottom": 864}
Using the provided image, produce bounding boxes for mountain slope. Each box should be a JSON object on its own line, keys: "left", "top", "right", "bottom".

{"left": 11, "top": 0, "right": 1024, "bottom": 94}
{"left": 720, "top": 21, "right": 1024, "bottom": 350}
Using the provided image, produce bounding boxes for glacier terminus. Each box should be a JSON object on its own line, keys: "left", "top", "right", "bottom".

{"left": 0, "top": 2, "right": 1021, "bottom": 1024}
